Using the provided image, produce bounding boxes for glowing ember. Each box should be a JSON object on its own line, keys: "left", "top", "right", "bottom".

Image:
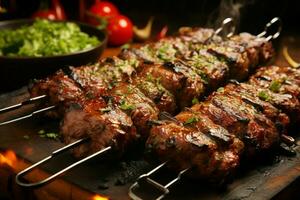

{"left": 0, "top": 150, "right": 17, "bottom": 168}
{"left": 92, "top": 194, "right": 109, "bottom": 200}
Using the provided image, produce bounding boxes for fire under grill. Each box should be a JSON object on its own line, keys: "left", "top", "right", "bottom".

{"left": 0, "top": 17, "right": 300, "bottom": 200}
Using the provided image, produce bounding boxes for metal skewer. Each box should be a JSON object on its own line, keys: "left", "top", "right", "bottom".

{"left": 128, "top": 161, "right": 190, "bottom": 200}
{"left": 0, "top": 105, "right": 56, "bottom": 126}
{"left": 257, "top": 17, "right": 282, "bottom": 41}
{"left": 15, "top": 137, "right": 112, "bottom": 188}
{"left": 214, "top": 17, "right": 236, "bottom": 38}
{"left": 0, "top": 95, "right": 47, "bottom": 113}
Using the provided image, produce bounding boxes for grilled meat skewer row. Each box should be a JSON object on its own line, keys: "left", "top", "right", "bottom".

{"left": 146, "top": 65, "right": 299, "bottom": 183}
{"left": 29, "top": 27, "right": 274, "bottom": 158}
{"left": 30, "top": 28, "right": 273, "bottom": 118}
{"left": 59, "top": 36, "right": 274, "bottom": 158}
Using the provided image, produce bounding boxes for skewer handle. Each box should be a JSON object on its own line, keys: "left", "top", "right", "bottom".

{"left": 257, "top": 17, "right": 282, "bottom": 41}
{"left": 15, "top": 138, "right": 111, "bottom": 188}
{"left": 128, "top": 162, "right": 190, "bottom": 200}
{"left": 214, "top": 17, "right": 235, "bottom": 38}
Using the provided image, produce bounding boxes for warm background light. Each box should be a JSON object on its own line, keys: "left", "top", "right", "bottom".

{"left": 92, "top": 194, "right": 109, "bottom": 200}
{"left": 0, "top": 150, "right": 17, "bottom": 168}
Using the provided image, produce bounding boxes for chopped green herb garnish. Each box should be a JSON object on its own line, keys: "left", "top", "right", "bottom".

{"left": 156, "top": 43, "right": 176, "bottom": 62}
{"left": 45, "top": 133, "right": 59, "bottom": 139}
{"left": 23, "top": 135, "right": 30, "bottom": 139}
{"left": 121, "top": 43, "right": 131, "bottom": 49}
{"left": 269, "top": 80, "right": 282, "bottom": 93}
{"left": 119, "top": 100, "right": 135, "bottom": 110}
{"left": 100, "top": 107, "right": 112, "bottom": 113}
{"left": 184, "top": 116, "right": 199, "bottom": 125}
{"left": 38, "top": 129, "right": 59, "bottom": 140}
{"left": 217, "top": 87, "right": 224, "bottom": 93}
{"left": 199, "top": 73, "right": 209, "bottom": 84}
{"left": 192, "top": 97, "right": 199, "bottom": 105}
{"left": 258, "top": 90, "right": 271, "bottom": 101}
{"left": 127, "top": 85, "right": 134, "bottom": 94}
{"left": 146, "top": 73, "right": 154, "bottom": 82}
{"left": 0, "top": 19, "right": 100, "bottom": 57}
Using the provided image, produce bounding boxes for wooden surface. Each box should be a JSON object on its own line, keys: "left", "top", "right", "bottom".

{"left": 0, "top": 34, "right": 300, "bottom": 200}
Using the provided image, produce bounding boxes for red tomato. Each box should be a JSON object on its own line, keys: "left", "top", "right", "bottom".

{"left": 107, "top": 15, "right": 133, "bottom": 46}
{"left": 88, "top": 1, "right": 119, "bottom": 25}
{"left": 32, "top": 10, "right": 57, "bottom": 20}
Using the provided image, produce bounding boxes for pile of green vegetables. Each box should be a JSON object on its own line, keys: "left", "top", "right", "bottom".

{"left": 0, "top": 19, "right": 100, "bottom": 57}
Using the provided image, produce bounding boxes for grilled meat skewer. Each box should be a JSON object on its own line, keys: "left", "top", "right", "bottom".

{"left": 146, "top": 65, "right": 300, "bottom": 183}
{"left": 59, "top": 37, "right": 274, "bottom": 158}
{"left": 29, "top": 27, "right": 274, "bottom": 159}
{"left": 30, "top": 28, "right": 273, "bottom": 117}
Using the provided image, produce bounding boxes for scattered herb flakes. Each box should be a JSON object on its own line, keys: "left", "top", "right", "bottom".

{"left": 258, "top": 90, "right": 271, "bottom": 101}
{"left": 199, "top": 73, "right": 209, "bottom": 85}
{"left": 23, "top": 135, "right": 30, "bottom": 139}
{"left": 38, "top": 129, "right": 59, "bottom": 140}
{"left": 45, "top": 133, "right": 59, "bottom": 139}
{"left": 184, "top": 116, "right": 199, "bottom": 125}
{"left": 217, "top": 87, "right": 224, "bottom": 93}
{"left": 192, "top": 97, "right": 199, "bottom": 105}
{"left": 119, "top": 100, "right": 135, "bottom": 111}
{"left": 100, "top": 107, "right": 112, "bottom": 113}
{"left": 127, "top": 85, "right": 134, "bottom": 94}
{"left": 269, "top": 80, "right": 282, "bottom": 93}
{"left": 120, "top": 43, "right": 130, "bottom": 49}
{"left": 146, "top": 73, "right": 154, "bottom": 82}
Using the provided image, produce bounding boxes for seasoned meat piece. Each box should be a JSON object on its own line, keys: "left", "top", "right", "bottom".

{"left": 61, "top": 98, "right": 137, "bottom": 158}
{"left": 146, "top": 115, "right": 244, "bottom": 182}
{"left": 134, "top": 74, "right": 177, "bottom": 114}
{"left": 111, "top": 83, "right": 159, "bottom": 138}
{"left": 230, "top": 33, "right": 274, "bottom": 68}
{"left": 223, "top": 83, "right": 290, "bottom": 132}
{"left": 183, "top": 49, "right": 230, "bottom": 91}
{"left": 166, "top": 61, "right": 206, "bottom": 108}
{"left": 192, "top": 92, "right": 280, "bottom": 155}
{"left": 29, "top": 70, "right": 84, "bottom": 118}
{"left": 250, "top": 66, "right": 300, "bottom": 99}
{"left": 206, "top": 41, "right": 251, "bottom": 81}
{"left": 70, "top": 56, "right": 138, "bottom": 94}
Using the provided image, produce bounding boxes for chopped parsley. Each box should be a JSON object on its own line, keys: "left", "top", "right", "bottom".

{"left": 217, "top": 87, "right": 224, "bottom": 93}
{"left": 0, "top": 19, "right": 100, "bottom": 57}
{"left": 146, "top": 73, "right": 154, "bottom": 82}
{"left": 192, "top": 97, "right": 199, "bottom": 105}
{"left": 100, "top": 107, "right": 111, "bottom": 113}
{"left": 23, "top": 135, "right": 30, "bottom": 139}
{"left": 156, "top": 43, "right": 176, "bottom": 62}
{"left": 120, "top": 43, "right": 131, "bottom": 49}
{"left": 258, "top": 90, "right": 271, "bottom": 101}
{"left": 269, "top": 80, "right": 282, "bottom": 93}
{"left": 183, "top": 116, "right": 199, "bottom": 125}
{"left": 38, "top": 129, "right": 59, "bottom": 140}
{"left": 119, "top": 100, "right": 135, "bottom": 110}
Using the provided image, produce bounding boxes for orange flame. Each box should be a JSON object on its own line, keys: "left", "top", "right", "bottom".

{"left": 92, "top": 194, "right": 109, "bottom": 200}
{"left": 0, "top": 150, "right": 17, "bottom": 168}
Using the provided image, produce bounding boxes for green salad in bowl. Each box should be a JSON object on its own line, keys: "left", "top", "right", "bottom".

{"left": 0, "top": 19, "right": 107, "bottom": 92}
{"left": 0, "top": 19, "right": 101, "bottom": 57}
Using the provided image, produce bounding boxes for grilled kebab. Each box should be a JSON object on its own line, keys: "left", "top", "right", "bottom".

{"left": 29, "top": 27, "right": 274, "bottom": 158}
{"left": 146, "top": 65, "right": 300, "bottom": 183}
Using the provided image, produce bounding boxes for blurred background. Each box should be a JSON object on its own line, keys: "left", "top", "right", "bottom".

{"left": 0, "top": 0, "right": 299, "bottom": 34}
